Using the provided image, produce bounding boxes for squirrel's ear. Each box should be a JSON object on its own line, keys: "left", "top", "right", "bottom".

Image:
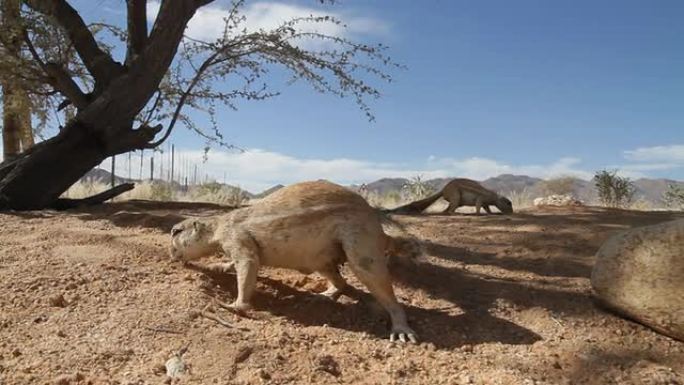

{"left": 193, "top": 221, "right": 200, "bottom": 231}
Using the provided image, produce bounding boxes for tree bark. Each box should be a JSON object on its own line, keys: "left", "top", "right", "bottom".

{"left": 0, "top": 123, "right": 109, "bottom": 209}
{"left": 1, "top": 0, "right": 25, "bottom": 161}
{"left": 2, "top": 85, "right": 22, "bottom": 161}
{"left": 18, "top": 89, "right": 34, "bottom": 151}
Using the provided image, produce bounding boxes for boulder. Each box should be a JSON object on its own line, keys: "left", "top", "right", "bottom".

{"left": 591, "top": 219, "right": 684, "bottom": 341}
{"left": 533, "top": 194, "right": 583, "bottom": 207}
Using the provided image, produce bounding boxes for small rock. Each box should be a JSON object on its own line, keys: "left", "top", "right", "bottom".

{"left": 187, "top": 310, "right": 200, "bottom": 320}
{"left": 314, "top": 354, "right": 341, "bottom": 377}
{"left": 48, "top": 294, "right": 68, "bottom": 308}
{"left": 54, "top": 375, "right": 71, "bottom": 385}
{"left": 53, "top": 372, "right": 84, "bottom": 385}
{"left": 165, "top": 356, "right": 186, "bottom": 379}
{"left": 153, "top": 363, "right": 167, "bottom": 375}
{"left": 256, "top": 368, "right": 271, "bottom": 380}
{"left": 234, "top": 345, "right": 253, "bottom": 364}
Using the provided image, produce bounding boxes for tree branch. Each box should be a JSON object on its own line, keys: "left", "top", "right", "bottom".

{"left": 23, "top": 0, "right": 123, "bottom": 86}
{"left": 80, "top": 0, "right": 212, "bottom": 130}
{"left": 125, "top": 0, "right": 148, "bottom": 66}
{"left": 44, "top": 63, "right": 89, "bottom": 109}
{"left": 22, "top": 30, "right": 88, "bottom": 109}
{"left": 51, "top": 183, "right": 135, "bottom": 210}
{"left": 145, "top": 49, "right": 222, "bottom": 148}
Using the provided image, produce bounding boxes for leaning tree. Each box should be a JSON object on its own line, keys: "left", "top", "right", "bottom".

{"left": 0, "top": 0, "right": 397, "bottom": 210}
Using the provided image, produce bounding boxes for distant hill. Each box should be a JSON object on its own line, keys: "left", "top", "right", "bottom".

{"left": 80, "top": 168, "right": 683, "bottom": 207}
{"left": 81, "top": 168, "right": 133, "bottom": 185}
{"left": 633, "top": 178, "right": 682, "bottom": 204}
{"left": 253, "top": 184, "right": 285, "bottom": 199}
{"left": 351, "top": 174, "right": 683, "bottom": 208}
{"left": 481, "top": 174, "right": 542, "bottom": 194}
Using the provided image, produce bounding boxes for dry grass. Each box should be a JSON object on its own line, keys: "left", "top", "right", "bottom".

{"left": 62, "top": 180, "right": 248, "bottom": 206}
{"left": 505, "top": 187, "right": 535, "bottom": 209}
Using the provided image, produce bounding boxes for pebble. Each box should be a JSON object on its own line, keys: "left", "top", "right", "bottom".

{"left": 48, "top": 294, "right": 68, "bottom": 308}
{"left": 234, "top": 345, "right": 253, "bottom": 364}
{"left": 165, "top": 356, "right": 186, "bottom": 378}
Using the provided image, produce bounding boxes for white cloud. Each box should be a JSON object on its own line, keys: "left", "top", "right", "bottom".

{"left": 100, "top": 148, "right": 594, "bottom": 193}
{"left": 427, "top": 156, "right": 593, "bottom": 180}
{"left": 147, "top": 1, "right": 389, "bottom": 47}
{"left": 614, "top": 144, "right": 684, "bottom": 177}
{"left": 623, "top": 145, "right": 684, "bottom": 163}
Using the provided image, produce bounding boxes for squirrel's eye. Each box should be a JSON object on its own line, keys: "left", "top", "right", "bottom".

{"left": 171, "top": 228, "right": 183, "bottom": 237}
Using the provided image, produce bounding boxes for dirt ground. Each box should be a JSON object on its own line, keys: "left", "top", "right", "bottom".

{"left": 1, "top": 202, "right": 683, "bottom": 385}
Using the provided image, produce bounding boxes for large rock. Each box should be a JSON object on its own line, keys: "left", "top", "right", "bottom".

{"left": 591, "top": 219, "right": 684, "bottom": 341}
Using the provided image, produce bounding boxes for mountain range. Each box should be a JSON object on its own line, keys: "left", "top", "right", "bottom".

{"left": 354, "top": 174, "right": 683, "bottom": 207}
{"left": 82, "top": 168, "right": 682, "bottom": 207}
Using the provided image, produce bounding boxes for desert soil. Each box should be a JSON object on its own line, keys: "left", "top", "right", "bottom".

{"left": 1, "top": 202, "right": 683, "bottom": 385}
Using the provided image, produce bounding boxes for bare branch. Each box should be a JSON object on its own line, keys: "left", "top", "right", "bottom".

{"left": 23, "top": 0, "right": 124, "bottom": 86}
{"left": 43, "top": 63, "right": 88, "bottom": 109}
{"left": 125, "top": 0, "right": 148, "bottom": 66}
{"left": 145, "top": 52, "right": 219, "bottom": 148}
{"left": 23, "top": 28, "right": 88, "bottom": 109}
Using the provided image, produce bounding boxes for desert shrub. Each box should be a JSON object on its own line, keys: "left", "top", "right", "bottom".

{"left": 593, "top": 170, "right": 635, "bottom": 208}
{"left": 540, "top": 176, "right": 576, "bottom": 196}
{"left": 189, "top": 182, "right": 248, "bottom": 206}
{"left": 401, "top": 175, "right": 435, "bottom": 201}
{"left": 361, "top": 190, "right": 402, "bottom": 209}
{"left": 195, "top": 181, "right": 223, "bottom": 197}
{"left": 663, "top": 183, "right": 684, "bottom": 210}
{"left": 62, "top": 181, "right": 108, "bottom": 199}
{"left": 629, "top": 198, "right": 654, "bottom": 211}
{"left": 506, "top": 187, "right": 534, "bottom": 209}
{"left": 149, "top": 182, "right": 175, "bottom": 201}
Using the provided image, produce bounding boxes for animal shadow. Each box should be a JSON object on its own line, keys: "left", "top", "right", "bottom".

{"left": 187, "top": 263, "right": 541, "bottom": 349}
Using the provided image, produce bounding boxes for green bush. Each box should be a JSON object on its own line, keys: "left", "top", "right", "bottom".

{"left": 593, "top": 170, "right": 635, "bottom": 208}
{"left": 663, "top": 183, "right": 684, "bottom": 210}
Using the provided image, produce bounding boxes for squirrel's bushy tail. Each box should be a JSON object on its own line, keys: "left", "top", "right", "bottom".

{"left": 388, "top": 191, "right": 443, "bottom": 214}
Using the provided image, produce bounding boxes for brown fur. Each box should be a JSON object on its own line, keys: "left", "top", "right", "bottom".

{"left": 392, "top": 178, "right": 513, "bottom": 215}
{"left": 169, "top": 180, "right": 417, "bottom": 342}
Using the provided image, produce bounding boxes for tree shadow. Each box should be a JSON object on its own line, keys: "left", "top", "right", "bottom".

{"left": 391, "top": 257, "right": 593, "bottom": 320}
{"left": 187, "top": 264, "right": 541, "bottom": 349}
{"left": 421, "top": 240, "right": 593, "bottom": 278}
{"left": 64, "top": 200, "right": 237, "bottom": 233}
{"left": 394, "top": 207, "right": 684, "bottom": 281}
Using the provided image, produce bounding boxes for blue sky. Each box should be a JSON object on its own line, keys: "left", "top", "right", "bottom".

{"left": 56, "top": 1, "right": 684, "bottom": 190}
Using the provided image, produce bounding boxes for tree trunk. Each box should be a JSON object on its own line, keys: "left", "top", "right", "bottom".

{"left": 0, "top": 123, "right": 108, "bottom": 210}
{"left": 19, "top": 90, "right": 35, "bottom": 151}
{"left": 2, "top": 85, "right": 22, "bottom": 160}
{"left": 1, "top": 0, "right": 25, "bottom": 161}
{"left": 2, "top": 83, "right": 33, "bottom": 159}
